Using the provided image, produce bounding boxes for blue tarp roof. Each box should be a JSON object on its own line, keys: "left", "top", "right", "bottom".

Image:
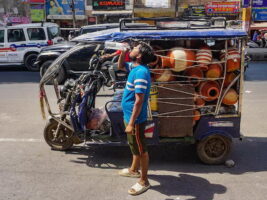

{"left": 73, "top": 28, "right": 247, "bottom": 43}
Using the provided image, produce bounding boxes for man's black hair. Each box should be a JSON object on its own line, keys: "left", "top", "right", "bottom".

{"left": 138, "top": 42, "right": 155, "bottom": 65}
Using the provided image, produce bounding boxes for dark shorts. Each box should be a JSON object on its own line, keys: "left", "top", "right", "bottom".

{"left": 124, "top": 122, "right": 147, "bottom": 155}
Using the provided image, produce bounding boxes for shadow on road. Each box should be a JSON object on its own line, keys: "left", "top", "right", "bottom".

{"left": 150, "top": 174, "right": 226, "bottom": 200}
{"left": 65, "top": 136, "right": 267, "bottom": 175}
{"left": 0, "top": 66, "right": 40, "bottom": 84}
{"left": 245, "top": 61, "right": 267, "bottom": 81}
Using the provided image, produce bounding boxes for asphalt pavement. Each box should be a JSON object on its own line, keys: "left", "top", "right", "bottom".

{"left": 0, "top": 63, "right": 266, "bottom": 200}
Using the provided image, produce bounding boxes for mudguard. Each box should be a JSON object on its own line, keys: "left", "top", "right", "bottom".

{"left": 194, "top": 116, "right": 241, "bottom": 141}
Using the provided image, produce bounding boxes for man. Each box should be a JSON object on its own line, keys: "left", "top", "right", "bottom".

{"left": 117, "top": 42, "right": 155, "bottom": 195}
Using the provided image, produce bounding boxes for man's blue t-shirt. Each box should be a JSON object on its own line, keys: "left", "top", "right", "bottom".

{"left": 121, "top": 62, "right": 151, "bottom": 124}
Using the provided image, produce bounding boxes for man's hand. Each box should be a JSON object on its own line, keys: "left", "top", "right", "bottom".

{"left": 125, "top": 124, "right": 134, "bottom": 134}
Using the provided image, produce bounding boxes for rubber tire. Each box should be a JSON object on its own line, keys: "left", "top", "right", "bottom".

{"left": 24, "top": 54, "right": 39, "bottom": 71}
{"left": 40, "top": 60, "right": 67, "bottom": 84}
{"left": 196, "top": 134, "right": 232, "bottom": 165}
{"left": 40, "top": 60, "right": 53, "bottom": 78}
{"left": 43, "top": 119, "right": 74, "bottom": 151}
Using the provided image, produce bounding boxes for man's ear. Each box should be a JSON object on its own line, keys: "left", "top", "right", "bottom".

{"left": 136, "top": 54, "right": 142, "bottom": 59}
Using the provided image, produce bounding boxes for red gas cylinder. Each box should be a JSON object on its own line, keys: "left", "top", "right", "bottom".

{"left": 206, "top": 62, "right": 222, "bottom": 79}
{"left": 184, "top": 67, "right": 203, "bottom": 87}
{"left": 220, "top": 48, "right": 241, "bottom": 72}
{"left": 168, "top": 48, "right": 196, "bottom": 72}
{"left": 198, "top": 81, "right": 220, "bottom": 102}
{"left": 222, "top": 88, "right": 238, "bottom": 105}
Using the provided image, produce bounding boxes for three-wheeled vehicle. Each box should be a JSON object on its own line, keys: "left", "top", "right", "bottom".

{"left": 39, "top": 17, "right": 247, "bottom": 164}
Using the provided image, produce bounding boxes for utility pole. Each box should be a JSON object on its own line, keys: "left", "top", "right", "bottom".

{"left": 70, "top": 0, "right": 76, "bottom": 28}
{"left": 175, "top": 0, "right": 178, "bottom": 17}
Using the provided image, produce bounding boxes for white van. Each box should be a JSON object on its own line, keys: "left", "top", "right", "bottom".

{"left": 0, "top": 23, "right": 63, "bottom": 71}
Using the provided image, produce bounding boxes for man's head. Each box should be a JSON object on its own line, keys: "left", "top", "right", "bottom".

{"left": 129, "top": 42, "right": 155, "bottom": 65}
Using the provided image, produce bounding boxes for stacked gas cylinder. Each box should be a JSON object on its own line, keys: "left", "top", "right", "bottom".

{"left": 149, "top": 45, "right": 241, "bottom": 124}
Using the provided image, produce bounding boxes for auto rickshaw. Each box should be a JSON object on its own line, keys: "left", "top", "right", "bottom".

{"left": 39, "top": 17, "right": 247, "bottom": 164}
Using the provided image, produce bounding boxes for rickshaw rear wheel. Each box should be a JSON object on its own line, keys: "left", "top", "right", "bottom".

{"left": 196, "top": 134, "right": 232, "bottom": 165}
{"left": 44, "top": 119, "right": 74, "bottom": 151}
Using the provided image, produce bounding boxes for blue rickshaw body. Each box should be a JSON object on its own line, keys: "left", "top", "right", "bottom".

{"left": 90, "top": 28, "right": 247, "bottom": 144}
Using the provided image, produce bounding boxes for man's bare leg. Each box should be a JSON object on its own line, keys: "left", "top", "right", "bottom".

{"left": 139, "top": 152, "right": 149, "bottom": 185}
{"left": 129, "top": 155, "right": 140, "bottom": 173}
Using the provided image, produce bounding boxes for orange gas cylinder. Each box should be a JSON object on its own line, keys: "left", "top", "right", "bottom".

{"left": 196, "top": 46, "right": 212, "bottom": 65}
{"left": 193, "top": 110, "right": 201, "bottom": 121}
{"left": 220, "top": 48, "right": 241, "bottom": 72}
{"left": 198, "top": 81, "right": 220, "bottom": 102}
{"left": 223, "top": 72, "right": 236, "bottom": 88}
{"left": 222, "top": 88, "right": 238, "bottom": 105}
{"left": 153, "top": 68, "right": 176, "bottom": 82}
{"left": 206, "top": 62, "right": 222, "bottom": 78}
{"left": 168, "top": 48, "right": 196, "bottom": 72}
{"left": 184, "top": 67, "right": 203, "bottom": 87}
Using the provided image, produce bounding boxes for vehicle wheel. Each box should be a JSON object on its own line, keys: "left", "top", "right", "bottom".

{"left": 40, "top": 60, "right": 67, "bottom": 84}
{"left": 24, "top": 54, "right": 39, "bottom": 71}
{"left": 43, "top": 119, "right": 74, "bottom": 151}
{"left": 40, "top": 60, "right": 53, "bottom": 77}
{"left": 196, "top": 134, "right": 232, "bottom": 165}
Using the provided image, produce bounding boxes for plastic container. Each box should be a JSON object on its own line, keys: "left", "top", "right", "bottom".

{"left": 104, "top": 41, "right": 130, "bottom": 51}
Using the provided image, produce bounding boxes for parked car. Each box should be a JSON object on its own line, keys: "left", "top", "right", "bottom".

{"left": 59, "top": 24, "right": 119, "bottom": 41}
{"left": 0, "top": 23, "right": 63, "bottom": 71}
{"left": 36, "top": 38, "right": 116, "bottom": 84}
{"left": 79, "top": 23, "right": 119, "bottom": 35}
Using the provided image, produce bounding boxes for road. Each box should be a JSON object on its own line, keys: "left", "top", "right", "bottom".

{"left": 0, "top": 62, "right": 267, "bottom": 200}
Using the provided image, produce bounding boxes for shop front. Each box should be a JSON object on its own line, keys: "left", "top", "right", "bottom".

{"left": 182, "top": 1, "right": 241, "bottom": 20}
{"left": 46, "top": 0, "right": 87, "bottom": 27}
{"left": 91, "top": 0, "right": 132, "bottom": 23}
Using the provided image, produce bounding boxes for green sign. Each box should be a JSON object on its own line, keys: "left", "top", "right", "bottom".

{"left": 31, "top": 9, "right": 44, "bottom": 22}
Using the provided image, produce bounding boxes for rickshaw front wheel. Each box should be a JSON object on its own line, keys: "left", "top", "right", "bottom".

{"left": 44, "top": 119, "right": 74, "bottom": 151}
{"left": 196, "top": 134, "right": 232, "bottom": 165}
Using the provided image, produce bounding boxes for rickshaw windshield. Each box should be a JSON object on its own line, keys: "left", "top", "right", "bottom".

{"left": 40, "top": 43, "right": 100, "bottom": 85}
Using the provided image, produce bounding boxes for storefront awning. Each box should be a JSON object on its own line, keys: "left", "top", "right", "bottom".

{"left": 92, "top": 10, "right": 132, "bottom": 16}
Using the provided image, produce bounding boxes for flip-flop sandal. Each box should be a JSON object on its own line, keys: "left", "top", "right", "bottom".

{"left": 118, "top": 168, "right": 141, "bottom": 178}
{"left": 128, "top": 182, "right": 151, "bottom": 195}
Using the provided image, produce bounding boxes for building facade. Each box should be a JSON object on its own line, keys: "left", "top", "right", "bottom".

{"left": 85, "top": 0, "right": 133, "bottom": 24}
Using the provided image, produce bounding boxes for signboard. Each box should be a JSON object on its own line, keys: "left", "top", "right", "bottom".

{"left": 205, "top": 1, "right": 240, "bottom": 16}
{"left": 46, "top": 0, "right": 85, "bottom": 19}
{"left": 92, "top": 0, "right": 125, "bottom": 10}
{"left": 31, "top": 5, "right": 44, "bottom": 21}
{"left": 4, "top": 16, "right": 31, "bottom": 24}
{"left": 243, "top": 0, "right": 250, "bottom": 8}
{"left": 252, "top": 7, "right": 267, "bottom": 21}
{"left": 188, "top": 5, "right": 206, "bottom": 17}
{"left": 29, "top": 0, "right": 45, "bottom": 3}
{"left": 252, "top": 0, "right": 267, "bottom": 7}
{"left": 145, "top": 0, "right": 169, "bottom": 8}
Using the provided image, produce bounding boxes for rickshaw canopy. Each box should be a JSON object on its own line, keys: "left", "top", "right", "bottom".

{"left": 74, "top": 28, "right": 247, "bottom": 43}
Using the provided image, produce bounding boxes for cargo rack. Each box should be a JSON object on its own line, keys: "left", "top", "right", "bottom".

{"left": 119, "top": 17, "right": 227, "bottom": 31}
